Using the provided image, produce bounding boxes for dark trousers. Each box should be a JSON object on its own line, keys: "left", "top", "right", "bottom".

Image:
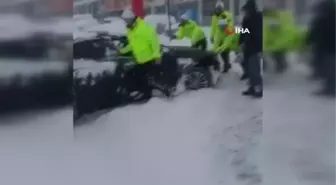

{"left": 220, "top": 50, "right": 231, "bottom": 70}
{"left": 125, "top": 61, "right": 156, "bottom": 97}
{"left": 160, "top": 53, "right": 179, "bottom": 88}
{"left": 246, "top": 53, "right": 262, "bottom": 88}
{"left": 192, "top": 38, "right": 207, "bottom": 51}
{"left": 271, "top": 51, "right": 287, "bottom": 73}
{"left": 241, "top": 55, "right": 249, "bottom": 77}
{"left": 321, "top": 54, "right": 335, "bottom": 93}
{"left": 311, "top": 47, "right": 326, "bottom": 79}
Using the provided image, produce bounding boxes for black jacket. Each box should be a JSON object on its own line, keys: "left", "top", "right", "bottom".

{"left": 239, "top": 0, "right": 262, "bottom": 56}
{"left": 307, "top": 0, "right": 335, "bottom": 54}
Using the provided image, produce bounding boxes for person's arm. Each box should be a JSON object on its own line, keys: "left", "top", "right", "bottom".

{"left": 119, "top": 31, "right": 132, "bottom": 54}
{"left": 217, "top": 34, "right": 236, "bottom": 52}
{"left": 224, "top": 11, "right": 234, "bottom": 25}
{"left": 172, "top": 23, "right": 185, "bottom": 40}
{"left": 212, "top": 30, "right": 221, "bottom": 51}
{"left": 239, "top": 16, "right": 247, "bottom": 45}
{"left": 147, "top": 25, "right": 161, "bottom": 59}
{"left": 255, "top": 13, "right": 263, "bottom": 53}
{"left": 119, "top": 44, "right": 131, "bottom": 54}
{"left": 190, "top": 25, "right": 205, "bottom": 46}
{"left": 210, "top": 15, "right": 218, "bottom": 41}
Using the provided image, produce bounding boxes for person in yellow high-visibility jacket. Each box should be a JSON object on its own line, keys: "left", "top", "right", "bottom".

{"left": 263, "top": 8, "right": 298, "bottom": 73}
{"left": 119, "top": 10, "right": 160, "bottom": 62}
{"left": 171, "top": 13, "right": 207, "bottom": 50}
{"left": 212, "top": 19, "right": 239, "bottom": 73}
{"left": 119, "top": 9, "right": 162, "bottom": 99}
{"left": 210, "top": 2, "right": 234, "bottom": 44}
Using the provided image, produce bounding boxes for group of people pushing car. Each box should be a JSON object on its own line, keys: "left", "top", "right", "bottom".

{"left": 117, "top": 0, "right": 333, "bottom": 99}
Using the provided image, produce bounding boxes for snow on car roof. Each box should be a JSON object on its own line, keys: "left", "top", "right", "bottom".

{"left": 0, "top": 14, "right": 36, "bottom": 40}
{"left": 0, "top": 59, "right": 68, "bottom": 79}
{"left": 103, "top": 17, "right": 123, "bottom": 23}
{"left": 35, "top": 18, "right": 74, "bottom": 36}
{"left": 73, "top": 30, "right": 97, "bottom": 41}
{"left": 76, "top": 18, "right": 99, "bottom": 29}
{"left": 74, "top": 59, "right": 117, "bottom": 78}
{"left": 74, "top": 14, "right": 96, "bottom": 22}
{"left": 50, "top": 18, "right": 74, "bottom": 35}
{"left": 86, "top": 20, "right": 126, "bottom": 36}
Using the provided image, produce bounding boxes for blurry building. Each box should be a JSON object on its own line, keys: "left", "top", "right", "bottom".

{"left": 73, "top": 0, "right": 313, "bottom": 25}
{"left": 0, "top": 0, "right": 72, "bottom": 17}
{"left": 74, "top": 0, "right": 101, "bottom": 15}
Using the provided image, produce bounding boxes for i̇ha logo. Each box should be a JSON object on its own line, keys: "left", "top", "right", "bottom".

{"left": 224, "top": 26, "right": 250, "bottom": 35}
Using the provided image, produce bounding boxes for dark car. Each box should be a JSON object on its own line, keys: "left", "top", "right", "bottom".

{"left": 73, "top": 36, "right": 222, "bottom": 120}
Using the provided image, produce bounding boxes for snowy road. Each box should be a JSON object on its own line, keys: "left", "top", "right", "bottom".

{"left": 74, "top": 68, "right": 263, "bottom": 185}
{"left": 0, "top": 107, "right": 73, "bottom": 185}
{"left": 263, "top": 69, "right": 335, "bottom": 185}
{"left": 0, "top": 58, "right": 333, "bottom": 185}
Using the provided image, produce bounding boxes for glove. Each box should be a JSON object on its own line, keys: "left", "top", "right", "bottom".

{"left": 170, "top": 35, "right": 177, "bottom": 40}
{"left": 154, "top": 58, "right": 161, "bottom": 65}
{"left": 214, "top": 48, "right": 222, "bottom": 53}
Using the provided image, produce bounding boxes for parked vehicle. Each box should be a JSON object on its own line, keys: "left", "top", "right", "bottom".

{"left": 73, "top": 37, "right": 222, "bottom": 119}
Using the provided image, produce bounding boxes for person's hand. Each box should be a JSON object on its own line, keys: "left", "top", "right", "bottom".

{"left": 170, "top": 35, "right": 177, "bottom": 40}
{"left": 214, "top": 48, "right": 221, "bottom": 53}
{"left": 154, "top": 58, "right": 161, "bottom": 65}
{"left": 210, "top": 38, "right": 214, "bottom": 43}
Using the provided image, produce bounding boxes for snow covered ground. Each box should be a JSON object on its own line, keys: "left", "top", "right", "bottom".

{"left": 0, "top": 59, "right": 72, "bottom": 185}
{"left": 74, "top": 57, "right": 263, "bottom": 185}
{"left": 0, "top": 59, "right": 333, "bottom": 185}
{"left": 73, "top": 19, "right": 262, "bottom": 185}
{"left": 0, "top": 16, "right": 333, "bottom": 185}
{"left": 262, "top": 57, "right": 335, "bottom": 185}
{"left": 73, "top": 18, "right": 333, "bottom": 184}
{"left": 0, "top": 107, "right": 73, "bottom": 185}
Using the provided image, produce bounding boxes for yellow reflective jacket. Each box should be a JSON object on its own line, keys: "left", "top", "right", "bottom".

{"left": 210, "top": 11, "right": 234, "bottom": 41}
{"left": 175, "top": 20, "right": 206, "bottom": 45}
{"left": 212, "top": 24, "right": 239, "bottom": 52}
{"left": 263, "top": 11, "right": 298, "bottom": 51}
{"left": 120, "top": 18, "right": 161, "bottom": 64}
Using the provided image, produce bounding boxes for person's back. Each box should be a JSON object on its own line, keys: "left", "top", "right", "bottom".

{"left": 240, "top": 0, "right": 262, "bottom": 56}
{"left": 313, "top": 0, "right": 335, "bottom": 53}
{"left": 120, "top": 10, "right": 161, "bottom": 64}
{"left": 176, "top": 20, "right": 203, "bottom": 39}
{"left": 127, "top": 18, "right": 160, "bottom": 63}
{"left": 173, "top": 13, "right": 207, "bottom": 50}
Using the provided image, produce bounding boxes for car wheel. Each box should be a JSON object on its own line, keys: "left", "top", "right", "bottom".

{"left": 184, "top": 67, "right": 212, "bottom": 90}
